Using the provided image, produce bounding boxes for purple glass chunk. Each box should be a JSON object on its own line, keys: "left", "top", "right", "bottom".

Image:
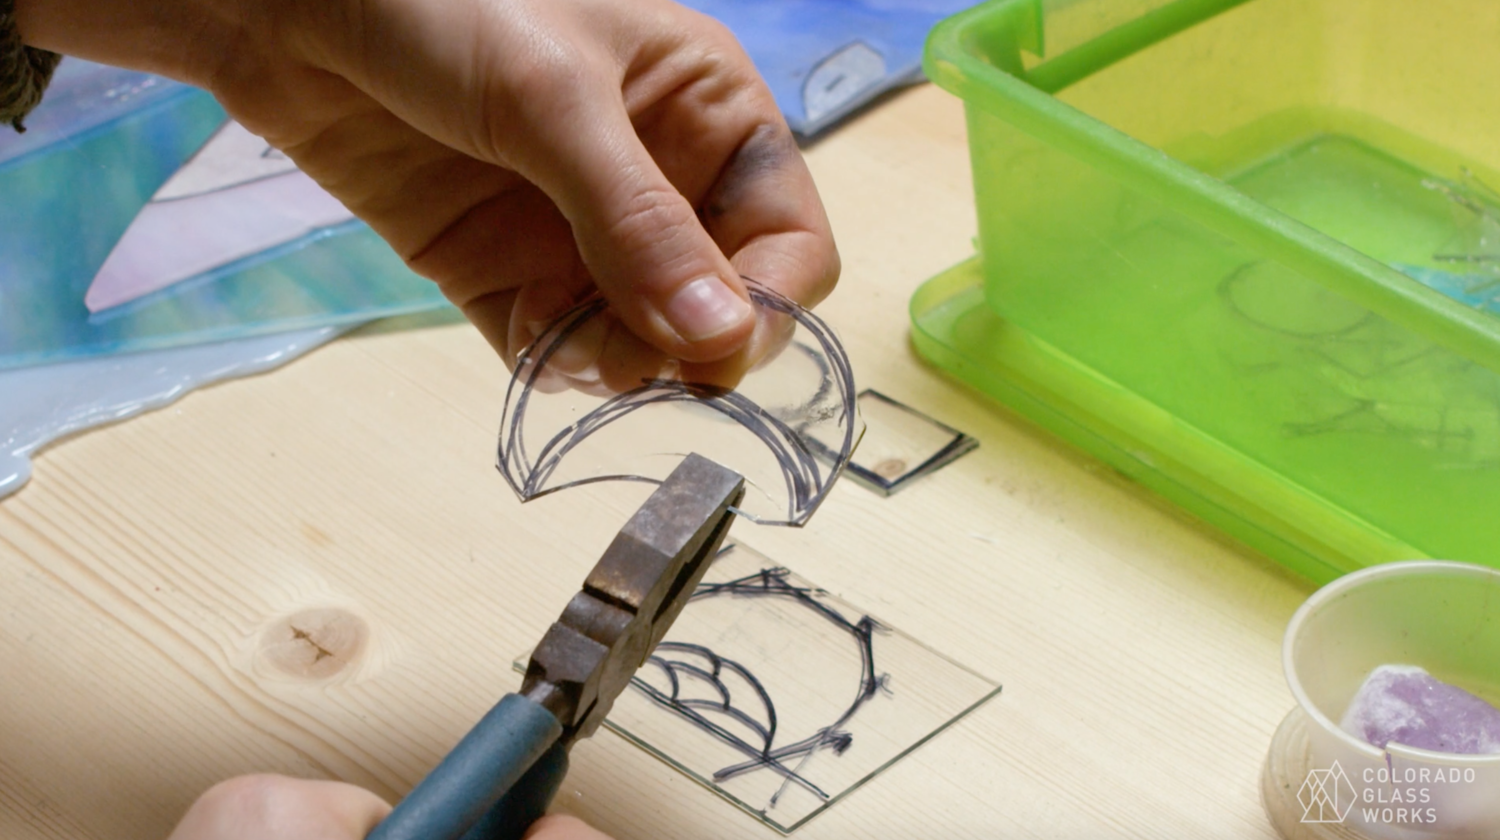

{"left": 1340, "top": 665, "right": 1500, "bottom": 755}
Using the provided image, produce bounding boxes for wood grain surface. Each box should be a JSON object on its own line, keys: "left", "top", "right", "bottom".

{"left": 0, "top": 84, "right": 1315, "bottom": 840}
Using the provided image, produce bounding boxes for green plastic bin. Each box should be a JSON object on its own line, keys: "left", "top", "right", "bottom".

{"left": 912, "top": 0, "right": 1500, "bottom": 583}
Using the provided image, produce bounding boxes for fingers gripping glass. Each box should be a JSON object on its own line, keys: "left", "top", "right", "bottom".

{"left": 497, "top": 279, "right": 863, "bottom": 526}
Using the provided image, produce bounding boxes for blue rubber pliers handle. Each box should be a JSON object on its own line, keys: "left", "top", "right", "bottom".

{"left": 367, "top": 693, "right": 568, "bottom": 840}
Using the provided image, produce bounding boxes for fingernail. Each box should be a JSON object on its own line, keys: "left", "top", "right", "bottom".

{"left": 662, "top": 277, "right": 752, "bottom": 343}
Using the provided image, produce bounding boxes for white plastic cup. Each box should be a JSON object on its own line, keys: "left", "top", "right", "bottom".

{"left": 1284, "top": 561, "right": 1500, "bottom": 839}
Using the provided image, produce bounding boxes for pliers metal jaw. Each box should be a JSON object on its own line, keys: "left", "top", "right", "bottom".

{"left": 521, "top": 452, "right": 746, "bottom": 744}
{"left": 367, "top": 453, "right": 744, "bottom": 840}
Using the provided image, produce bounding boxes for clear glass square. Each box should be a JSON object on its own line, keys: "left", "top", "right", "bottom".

{"left": 837, "top": 390, "right": 978, "bottom": 496}
{"left": 517, "top": 541, "right": 1000, "bottom": 833}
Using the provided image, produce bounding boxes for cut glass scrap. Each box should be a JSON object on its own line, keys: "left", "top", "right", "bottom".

{"left": 1399, "top": 167, "right": 1500, "bottom": 318}
{"left": 1425, "top": 167, "right": 1500, "bottom": 284}
{"left": 85, "top": 120, "right": 357, "bottom": 312}
{"left": 496, "top": 280, "right": 864, "bottom": 527}
{"left": 820, "top": 390, "right": 978, "bottom": 496}
{"left": 0, "top": 68, "right": 446, "bottom": 370}
{"left": 514, "top": 541, "right": 1001, "bottom": 833}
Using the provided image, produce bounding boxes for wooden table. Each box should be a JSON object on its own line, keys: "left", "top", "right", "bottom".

{"left": 0, "top": 84, "right": 1313, "bottom": 840}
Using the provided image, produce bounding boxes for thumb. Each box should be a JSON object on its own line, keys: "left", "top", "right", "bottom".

{"left": 510, "top": 93, "right": 754, "bottom": 363}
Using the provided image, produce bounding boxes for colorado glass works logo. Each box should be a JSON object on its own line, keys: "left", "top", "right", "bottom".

{"left": 1298, "top": 761, "right": 1358, "bottom": 823}
{"left": 1298, "top": 762, "right": 1478, "bottom": 827}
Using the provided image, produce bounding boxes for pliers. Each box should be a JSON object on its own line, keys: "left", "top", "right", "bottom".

{"left": 367, "top": 453, "right": 745, "bottom": 840}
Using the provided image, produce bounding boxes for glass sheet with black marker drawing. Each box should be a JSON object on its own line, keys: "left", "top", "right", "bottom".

{"left": 496, "top": 279, "right": 864, "bottom": 526}
{"left": 515, "top": 542, "right": 1001, "bottom": 833}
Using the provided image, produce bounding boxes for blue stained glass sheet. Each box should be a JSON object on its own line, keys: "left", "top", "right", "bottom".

{"left": 678, "top": 0, "right": 982, "bottom": 136}
{"left": 0, "top": 62, "right": 448, "bottom": 371}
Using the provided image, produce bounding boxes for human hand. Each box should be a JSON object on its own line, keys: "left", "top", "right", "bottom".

{"left": 166, "top": 776, "right": 388, "bottom": 840}
{"left": 18, "top": 0, "right": 840, "bottom": 389}
{"left": 167, "top": 775, "right": 614, "bottom": 840}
